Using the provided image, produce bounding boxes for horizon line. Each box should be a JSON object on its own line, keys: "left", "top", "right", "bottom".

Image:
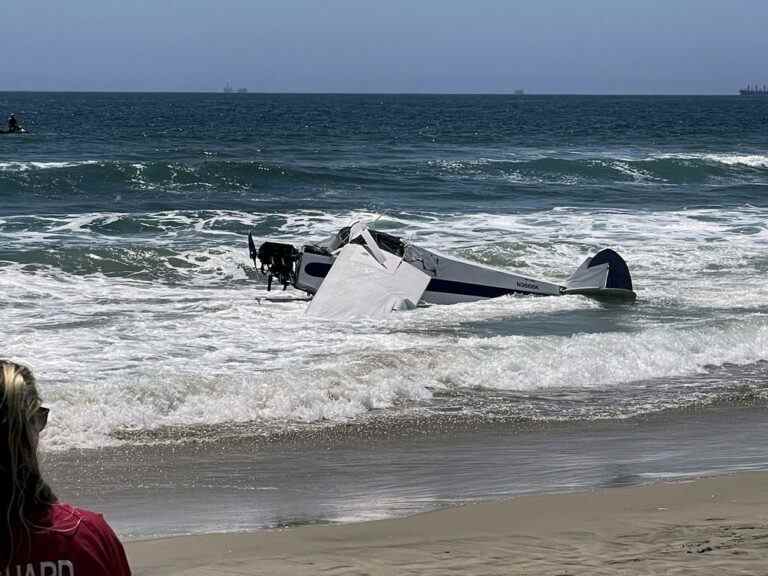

{"left": 0, "top": 89, "right": 748, "bottom": 97}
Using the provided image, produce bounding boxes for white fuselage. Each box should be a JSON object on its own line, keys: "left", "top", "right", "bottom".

{"left": 295, "top": 244, "right": 563, "bottom": 305}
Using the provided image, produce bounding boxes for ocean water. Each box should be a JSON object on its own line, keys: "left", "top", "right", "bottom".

{"left": 2, "top": 93, "right": 768, "bottom": 533}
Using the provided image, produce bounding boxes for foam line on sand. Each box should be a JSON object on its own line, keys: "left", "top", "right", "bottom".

{"left": 126, "top": 471, "right": 768, "bottom": 575}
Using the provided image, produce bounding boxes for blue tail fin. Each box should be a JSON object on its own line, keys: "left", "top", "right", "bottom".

{"left": 565, "top": 249, "right": 635, "bottom": 301}
{"left": 589, "top": 249, "right": 633, "bottom": 291}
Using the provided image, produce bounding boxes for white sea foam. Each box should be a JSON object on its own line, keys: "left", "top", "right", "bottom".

{"left": 700, "top": 154, "right": 768, "bottom": 168}
{"left": 547, "top": 149, "right": 768, "bottom": 168}
{"left": 2, "top": 205, "right": 767, "bottom": 450}
{"left": 657, "top": 153, "right": 768, "bottom": 168}
{"left": 0, "top": 160, "right": 99, "bottom": 171}
{"left": 25, "top": 291, "right": 768, "bottom": 451}
{"left": 607, "top": 160, "right": 659, "bottom": 182}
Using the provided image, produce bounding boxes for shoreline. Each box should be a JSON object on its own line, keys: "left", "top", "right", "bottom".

{"left": 126, "top": 470, "right": 768, "bottom": 575}
{"left": 45, "top": 404, "right": 768, "bottom": 541}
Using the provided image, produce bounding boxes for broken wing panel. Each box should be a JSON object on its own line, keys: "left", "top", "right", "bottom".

{"left": 305, "top": 244, "right": 430, "bottom": 320}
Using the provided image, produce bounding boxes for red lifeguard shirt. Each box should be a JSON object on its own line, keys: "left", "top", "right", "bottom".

{"left": 3, "top": 503, "right": 131, "bottom": 575}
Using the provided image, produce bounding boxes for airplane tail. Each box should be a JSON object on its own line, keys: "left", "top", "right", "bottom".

{"left": 564, "top": 249, "right": 636, "bottom": 301}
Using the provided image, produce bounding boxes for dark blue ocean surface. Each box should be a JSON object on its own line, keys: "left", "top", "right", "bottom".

{"left": 1, "top": 93, "right": 767, "bottom": 216}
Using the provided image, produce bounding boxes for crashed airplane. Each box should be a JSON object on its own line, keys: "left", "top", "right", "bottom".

{"left": 248, "top": 222, "right": 636, "bottom": 320}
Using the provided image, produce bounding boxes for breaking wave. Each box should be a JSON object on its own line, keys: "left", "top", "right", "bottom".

{"left": 430, "top": 152, "right": 768, "bottom": 185}
{"left": 0, "top": 205, "right": 765, "bottom": 450}
{"left": 0, "top": 153, "right": 767, "bottom": 207}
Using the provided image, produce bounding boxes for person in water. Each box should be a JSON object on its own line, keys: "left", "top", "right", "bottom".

{"left": 0, "top": 360, "right": 131, "bottom": 575}
{"left": 7, "top": 113, "right": 19, "bottom": 132}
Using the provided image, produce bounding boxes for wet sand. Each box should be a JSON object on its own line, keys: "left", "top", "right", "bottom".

{"left": 126, "top": 471, "right": 768, "bottom": 575}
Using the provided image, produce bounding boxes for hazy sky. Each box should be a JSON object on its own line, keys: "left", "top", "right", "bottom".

{"left": 3, "top": 0, "right": 767, "bottom": 93}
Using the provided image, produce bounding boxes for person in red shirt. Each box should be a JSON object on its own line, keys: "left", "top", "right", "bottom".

{"left": 0, "top": 360, "right": 131, "bottom": 575}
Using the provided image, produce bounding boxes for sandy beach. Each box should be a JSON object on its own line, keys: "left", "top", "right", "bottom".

{"left": 125, "top": 471, "right": 768, "bottom": 575}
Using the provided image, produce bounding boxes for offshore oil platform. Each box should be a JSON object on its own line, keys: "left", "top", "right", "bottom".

{"left": 739, "top": 83, "right": 768, "bottom": 96}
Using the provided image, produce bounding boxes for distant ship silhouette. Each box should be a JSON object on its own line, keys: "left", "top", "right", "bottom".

{"left": 739, "top": 83, "right": 768, "bottom": 96}
{"left": 223, "top": 82, "right": 248, "bottom": 94}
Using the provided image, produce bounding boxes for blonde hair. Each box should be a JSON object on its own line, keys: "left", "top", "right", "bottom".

{"left": 0, "top": 360, "right": 56, "bottom": 563}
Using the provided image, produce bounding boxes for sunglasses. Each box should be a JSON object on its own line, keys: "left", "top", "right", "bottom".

{"left": 34, "top": 406, "right": 49, "bottom": 431}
